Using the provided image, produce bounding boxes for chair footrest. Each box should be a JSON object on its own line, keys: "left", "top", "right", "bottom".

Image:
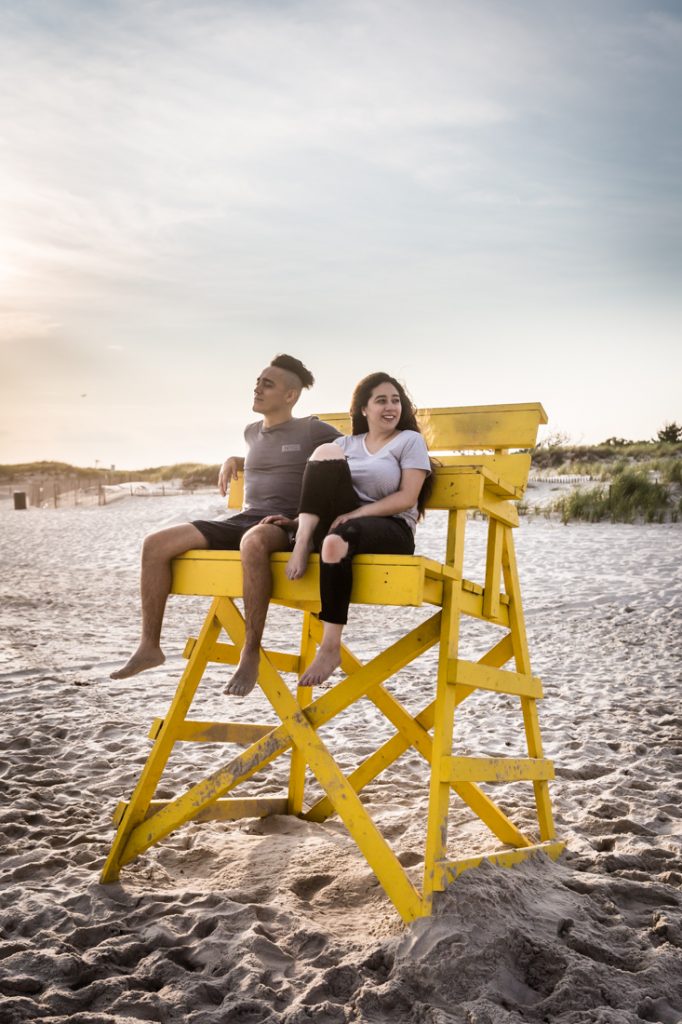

{"left": 448, "top": 660, "right": 543, "bottom": 697}
{"left": 112, "top": 796, "right": 288, "bottom": 828}
{"left": 148, "top": 717, "right": 275, "bottom": 744}
{"left": 439, "top": 755, "right": 554, "bottom": 783}
{"left": 435, "top": 839, "right": 565, "bottom": 891}
{"left": 183, "top": 636, "right": 301, "bottom": 674}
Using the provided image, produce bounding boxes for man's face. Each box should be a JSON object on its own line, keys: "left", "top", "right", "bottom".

{"left": 252, "top": 366, "right": 296, "bottom": 416}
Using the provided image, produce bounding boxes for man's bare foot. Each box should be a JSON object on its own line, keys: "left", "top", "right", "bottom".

{"left": 224, "top": 648, "right": 260, "bottom": 697}
{"left": 110, "top": 645, "right": 165, "bottom": 679}
{"left": 286, "top": 538, "right": 314, "bottom": 580}
{"left": 299, "top": 646, "right": 341, "bottom": 687}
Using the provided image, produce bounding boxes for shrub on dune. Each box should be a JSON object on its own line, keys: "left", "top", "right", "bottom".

{"left": 556, "top": 469, "right": 670, "bottom": 524}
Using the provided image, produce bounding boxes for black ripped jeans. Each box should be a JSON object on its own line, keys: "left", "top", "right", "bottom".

{"left": 298, "top": 459, "right": 415, "bottom": 625}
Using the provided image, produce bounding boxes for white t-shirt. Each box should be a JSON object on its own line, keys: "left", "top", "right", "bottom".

{"left": 334, "top": 429, "right": 431, "bottom": 531}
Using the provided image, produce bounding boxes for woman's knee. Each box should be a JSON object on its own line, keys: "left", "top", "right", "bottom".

{"left": 321, "top": 534, "right": 349, "bottom": 563}
{"left": 309, "top": 443, "right": 345, "bottom": 462}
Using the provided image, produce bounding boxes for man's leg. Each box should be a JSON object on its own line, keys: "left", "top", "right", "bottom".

{"left": 111, "top": 524, "right": 208, "bottom": 679}
{"left": 224, "top": 523, "right": 291, "bottom": 697}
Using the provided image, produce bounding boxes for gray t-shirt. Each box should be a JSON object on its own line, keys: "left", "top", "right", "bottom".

{"left": 334, "top": 429, "right": 431, "bottom": 531}
{"left": 243, "top": 416, "right": 341, "bottom": 517}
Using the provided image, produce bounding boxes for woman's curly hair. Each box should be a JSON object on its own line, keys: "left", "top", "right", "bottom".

{"left": 349, "top": 372, "right": 434, "bottom": 517}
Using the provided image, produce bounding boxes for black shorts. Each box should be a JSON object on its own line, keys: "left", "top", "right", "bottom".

{"left": 191, "top": 512, "right": 295, "bottom": 551}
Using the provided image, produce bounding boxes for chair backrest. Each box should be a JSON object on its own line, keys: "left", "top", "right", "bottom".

{"left": 228, "top": 402, "right": 547, "bottom": 510}
{"left": 317, "top": 402, "right": 547, "bottom": 451}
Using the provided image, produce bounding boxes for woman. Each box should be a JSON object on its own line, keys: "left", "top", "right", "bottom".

{"left": 266, "top": 372, "right": 431, "bottom": 687}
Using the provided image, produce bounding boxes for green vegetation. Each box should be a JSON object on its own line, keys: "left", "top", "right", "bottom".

{"left": 134, "top": 463, "right": 220, "bottom": 486}
{"left": 530, "top": 440, "right": 682, "bottom": 474}
{"left": 4, "top": 430, "right": 680, "bottom": 523}
{"left": 657, "top": 421, "right": 682, "bottom": 443}
{"left": 0, "top": 460, "right": 220, "bottom": 488}
{"left": 531, "top": 429, "right": 681, "bottom": 523}
{"left": 0, "top": 460, "right": 102, "bottom": 483}
{"left": 554, "top": 469, "right": 673, "bottom": 524}
{"left": 662, "top": 459, "right": 682, "bottom": 485}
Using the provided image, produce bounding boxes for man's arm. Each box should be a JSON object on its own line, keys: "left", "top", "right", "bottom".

{"left": 311, "top": 417, "right": 343, "bottom": 444}
{"left": 218, "top": 456, "right": 245, "bottom": 497}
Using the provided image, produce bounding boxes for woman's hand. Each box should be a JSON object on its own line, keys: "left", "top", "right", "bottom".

{"left": 330, "top": 510, "right": 360, "bottom": 530}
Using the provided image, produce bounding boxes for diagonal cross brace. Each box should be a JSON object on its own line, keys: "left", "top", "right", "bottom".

{"left": 216, "top": 598, "right": 425, "bottom": 922}
{"left": 114, "top": 607, "right": 442, "bottom": 880}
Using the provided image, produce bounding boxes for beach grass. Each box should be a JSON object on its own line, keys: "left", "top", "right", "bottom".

{"left": 554, "top": 468, "right": 672, "bottom": 524}
{"left": 4, "top": 444, "right": 681, "bottom": 519}
{"left": 0, "top": 460, "right": 220, "bottom": 487}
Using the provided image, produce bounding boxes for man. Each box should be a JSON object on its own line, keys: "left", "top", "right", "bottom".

{"left": 111, "top": 354, "right": 341, "bottom": 695}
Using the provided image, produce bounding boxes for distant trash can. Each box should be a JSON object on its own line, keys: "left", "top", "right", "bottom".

{"left": 13, "top": 492, "right": 27, "bottom": 510}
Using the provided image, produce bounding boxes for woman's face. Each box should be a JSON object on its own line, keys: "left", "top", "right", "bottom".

{"left": 362, "top": 381, "right": 402, "bottom": 432}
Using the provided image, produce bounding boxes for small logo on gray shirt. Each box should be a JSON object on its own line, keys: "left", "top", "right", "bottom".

{"left": 281, "top": 444, "right": 302, "bottom": 452}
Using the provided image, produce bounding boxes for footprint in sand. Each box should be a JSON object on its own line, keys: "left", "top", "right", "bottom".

{"left": 289, "top": 873, "right": 334, "bottom": 901}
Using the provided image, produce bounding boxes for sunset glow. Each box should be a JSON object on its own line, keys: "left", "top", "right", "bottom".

{"left": 1, "top": 1, "right": 680, "bottom": 467}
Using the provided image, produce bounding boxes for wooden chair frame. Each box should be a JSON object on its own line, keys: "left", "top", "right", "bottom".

{"left": 101, "top": 402, "right": 564, "bottom": 922}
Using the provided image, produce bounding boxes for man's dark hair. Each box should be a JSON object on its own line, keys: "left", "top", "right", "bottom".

{"left": 270, "top": 354, "right": 314, "bottom": 390}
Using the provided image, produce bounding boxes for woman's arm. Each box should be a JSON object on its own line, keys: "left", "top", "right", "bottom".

{"left": 331, "top": 468, "right": 427, "bottom": 527}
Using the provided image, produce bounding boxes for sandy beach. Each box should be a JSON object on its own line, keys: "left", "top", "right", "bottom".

{"left": 0, "top": 495, "right": 681, "bottom": 1023}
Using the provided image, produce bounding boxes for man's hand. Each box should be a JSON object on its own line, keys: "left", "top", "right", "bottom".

{"left": 260, "top": 515, "right": 298, "bottom": 529}
{"left": 218, "top": 457, "right": 244, "bottom": 497}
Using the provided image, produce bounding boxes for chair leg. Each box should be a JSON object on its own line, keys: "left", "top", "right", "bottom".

{"left": 288, "top": 611, "right": 316, "bottom": 814}
{"left": 422, "top": 581, "right": 461, "bottom": 911}
{"left": 502, "top": 526, "right": 556, "bottom": 842}
{"left": 100, "top": 598, "right": 224, "bottom": 882}
{"left": 422, "top": 510, "right": 466, "bottom": 912}
{"left": 483, "top": 517, "right": 504, "bottom": 620}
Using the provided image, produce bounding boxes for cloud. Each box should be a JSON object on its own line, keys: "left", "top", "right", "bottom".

{"left": 3, "top": 1, "right": 678, "bottom": 279}
{"left": 0, "top": 310, "right": 60, "bottom": 344}
{"left": 0, "top": 1, "right": 679, "bottom": 460}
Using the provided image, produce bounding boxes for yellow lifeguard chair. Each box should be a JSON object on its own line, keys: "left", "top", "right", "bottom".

{"left": 101, "top": 402, "right": 564, "bottom": 922}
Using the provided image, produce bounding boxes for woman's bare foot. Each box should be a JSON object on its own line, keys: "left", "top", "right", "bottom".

{"left": 224, "top": 648, "right": 260, "bottom": 697}
{"left": 110, "top": 645, "right": 165, "bottom": 679}
{"left": 299, "top": 646, "right": 341, "bottom": 687}
{"left": 286, "top": 538, "right": 314, "bottom": 580}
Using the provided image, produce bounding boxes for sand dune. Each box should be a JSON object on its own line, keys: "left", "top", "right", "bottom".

{"left": 0, "top": 496, "right": 680, "bottom": 1023}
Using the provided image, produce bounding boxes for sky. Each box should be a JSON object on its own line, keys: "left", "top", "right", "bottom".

{"left": 1, "top": 0, "right": 680, "bottom": 468}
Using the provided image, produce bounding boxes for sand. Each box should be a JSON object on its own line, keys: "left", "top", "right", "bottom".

{"left": 0, "top": 495, "right": 681, "bottom": 1023}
